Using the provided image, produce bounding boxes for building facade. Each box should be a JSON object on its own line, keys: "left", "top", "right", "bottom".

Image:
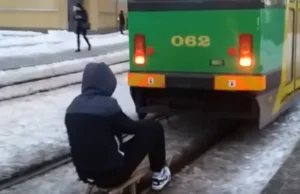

{"left": 0, "top": 0, "right": 127, "bottom": 33}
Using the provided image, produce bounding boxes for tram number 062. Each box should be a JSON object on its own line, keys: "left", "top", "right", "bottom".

{"left": 171, "top": 35, "right": 210, "bottom": 47}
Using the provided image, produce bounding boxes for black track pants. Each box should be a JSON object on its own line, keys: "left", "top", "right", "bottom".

{"left": 95, "top": 121, "right": 166, "bottom": 188}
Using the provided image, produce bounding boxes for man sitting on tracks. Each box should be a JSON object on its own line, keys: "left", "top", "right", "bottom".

{"left": 64, "top": 62, "right": 171, "bottom": 191}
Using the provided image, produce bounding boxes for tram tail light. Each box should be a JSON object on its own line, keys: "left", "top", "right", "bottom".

{"left": 134, "top": 34, "right": 146, "bottom": 66}
{"left": 238, "top": 34, "right": 253, "bottom": 68}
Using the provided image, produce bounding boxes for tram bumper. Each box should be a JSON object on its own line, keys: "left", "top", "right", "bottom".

{"left": 128, "top": 72, "right": 279, "bottom": 129}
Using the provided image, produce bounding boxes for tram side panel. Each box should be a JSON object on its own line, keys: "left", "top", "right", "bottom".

{"left": 257, "top": 3, "right": 296, "bottom": 129}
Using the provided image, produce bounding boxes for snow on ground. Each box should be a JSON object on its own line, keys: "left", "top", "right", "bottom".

{"left": 2, "top": 101, "right": 300, "bottom": 194}
{"left": 0, "top": 87, "right": 214, "bottom": 194}
{"left": 1, "top": 87, "right": 300, "bottom": 194}
{"left": 0, "top": 30, "right": 128, "bottom": 57}
{"left": 2, "top": 102, "right": 300, "bottom": 194}
{"left": 0, "top": 164, "right": 87, "bottom": 194}
{"left": 0, "top": 120, "right": 203, "bottom": 194}
{"left": 0, "top": 122, "right": 200, "bottom": 194}
{"left": 0, "top": 72, "right": 135, "bottom": 182}
{"left": 0, "top": 49, "right": 129, "bottom": 87}
{"left": 161, "top": 108, "right": 300, "bottom": 194}
{"left": 0, "top": 62, "right": 129, "bottom": 101}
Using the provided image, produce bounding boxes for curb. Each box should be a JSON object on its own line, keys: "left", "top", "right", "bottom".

{"left": 0, "top": 61, "right": 129, "bottom": 101}
{"left": 0, "top": 50, "right": 129, "bottom": 88}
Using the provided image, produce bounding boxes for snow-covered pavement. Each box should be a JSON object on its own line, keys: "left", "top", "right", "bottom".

{"left": 161, "top": 108, "right": 300, "bottom": 194}
{"left": 0, "top": 74, "right": 215, "bottom": 194}
{"left": 0, "top": 50, "right": 128, "bottom": 87}
{"left": 0, "top": 30, "right": 128, "bottom": 58}
{"left": 2, "top": 90, "right": 300, "bottom": 194}
{"left": 0, "top": 117, "right": 206, "bottom": 194}
{"left": 0, "top": 61, "right": 129, "bottom": 101}
{"left": 0, "top": 163, "right": 87, "bottom": 194}
{"left": 0, "top": 30, "right": 128, "bottom": 71}
{"left": 0, "top": 72, "right": 134, "bottom": 182}
{"left": 0, "top": 115, "right": 206, "bottom": 194}
{"left": 1, "top": 29, "right": 300, "bottom": 193}
{"left": 1, "top": 77, "right": 300, "bottom": 194}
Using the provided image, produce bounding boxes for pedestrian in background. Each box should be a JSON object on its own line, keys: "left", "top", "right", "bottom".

{"left": 73, "top": 3, "right": 91, "bottom": 52}
{"left": 118, "top": 10, "right": 125, "bottom": 34}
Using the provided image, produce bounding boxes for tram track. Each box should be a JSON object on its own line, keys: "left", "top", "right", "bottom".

{"left": 0, "top": 57, "right": 253, "bottom": 193}
{"left": 139, "top": 119, "right": 251, "bottom": 194}
{"left": 0, "top": 114, "right": 250, "bottom": 193}
{"left": 0, "top": 60, "right": 129, "bottom": 89}
{"left": 0, "top": 59, "right": 131, "bottom": 190}
{"left": 0, "top": 60, "right": 129, "bottom": 102}
{"left": 0, "top": 114, "right": 167, "bottom": 191}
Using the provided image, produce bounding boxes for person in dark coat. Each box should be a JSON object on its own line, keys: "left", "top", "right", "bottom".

{"left": 64, "top": 62, "right": 171, "bottom": 191}
{"left": 118, "top": 10, "right": 125, "bottom": 34}
{"left": 73, "top": 3, "right": 91, "bottom": 52}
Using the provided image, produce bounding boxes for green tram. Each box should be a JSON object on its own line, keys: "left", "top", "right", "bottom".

{"left": 127, "top": 0, "right": 300, "bottom": 129}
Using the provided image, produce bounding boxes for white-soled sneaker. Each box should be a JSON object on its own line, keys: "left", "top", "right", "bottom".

{"left": 152, "top": 166, "right": 171, "bottom": 191}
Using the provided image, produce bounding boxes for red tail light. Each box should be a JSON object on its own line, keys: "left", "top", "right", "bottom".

{"left": 134, "top": 34, "right": 146, "bottom": 66}
{"left": 238, "top": 34, "right": 253, "bottom": 68}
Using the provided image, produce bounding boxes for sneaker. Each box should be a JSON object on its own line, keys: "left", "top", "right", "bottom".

{"left": 152, "top": 166, "right": 171, "bottom": 191}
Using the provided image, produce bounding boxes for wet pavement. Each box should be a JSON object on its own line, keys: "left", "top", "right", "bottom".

{"left": 0, "top": 42, "right": 128, "bottom": 71}
{"left": 261, "top": 139, "right": 300, "bottom": 194}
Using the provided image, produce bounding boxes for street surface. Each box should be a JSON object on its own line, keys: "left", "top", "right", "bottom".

{"left": 261, "top": 139, "right": 300, "bottom": 194}
{"left": 1, "top": 30, "right": 300, "bottom": 194}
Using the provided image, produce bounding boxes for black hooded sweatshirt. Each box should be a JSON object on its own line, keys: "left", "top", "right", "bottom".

{"left": 65, "top": 62, "right": 142, "bottom": 181}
